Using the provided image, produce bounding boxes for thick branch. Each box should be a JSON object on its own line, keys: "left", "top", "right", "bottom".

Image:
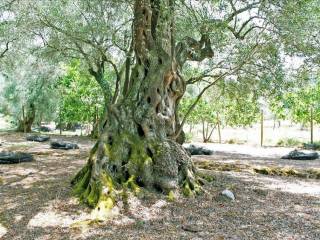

{"left": 106, "top": 58, "right": 121, "bottom": 104}
{"left": 176, "top": 34, "right": 214, "bottom": 67}
{"left": 89, "top": 61, "right": 112, "bottom": 102}
{"left": 123, "top": 39, "right": 134, "bottom": 95}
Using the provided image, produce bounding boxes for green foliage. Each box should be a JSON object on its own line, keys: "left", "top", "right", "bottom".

{"left": 58, "top": 60, "right": 104, "bottom": 126}
{"left": 0, "top": 55, "right": 60, "bottom": 127}
{"left": 180, "top": 85, "right": 260, "bottom": 130}
{"left": 270, "top": 69, "right": 320, "bottom": 125}
{"left": 184, "top": 132, "right": 193, "bottom": 143}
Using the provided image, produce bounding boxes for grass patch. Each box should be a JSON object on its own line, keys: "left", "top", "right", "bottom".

{"left": 276, "top": 138, "right": 301, "bottom": 147}
{"left": 197, "top": 170, "right": 216, "bottom": 183}
{"left": 225, "top": 138, "right": 246, "bottom": 145}
{"left": 185, "top": 133, "right": 193, "bottom": 143}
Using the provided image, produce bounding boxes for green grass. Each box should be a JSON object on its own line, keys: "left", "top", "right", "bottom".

{"left": 276, "top": 138, "right": 301, "bottom": 147}
{"left": 184, "top": 133, "right": 193, "bottom": 143}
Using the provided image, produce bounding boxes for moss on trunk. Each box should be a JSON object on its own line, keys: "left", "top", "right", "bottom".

{"left": 72, "top": 0, "right": 203, "bottom": 215}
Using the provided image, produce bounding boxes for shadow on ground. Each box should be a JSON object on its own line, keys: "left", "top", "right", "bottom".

{"left": 0, "top": 133, "right": 319, "bottom": 240}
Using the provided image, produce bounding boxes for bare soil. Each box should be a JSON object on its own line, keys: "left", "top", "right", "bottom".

{"left": 0, "top": 133, "right": 319, "bottom": 240}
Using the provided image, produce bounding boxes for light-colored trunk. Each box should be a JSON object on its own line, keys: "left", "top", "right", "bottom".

{"left": 216, "top": 113, "right": 221, "bottom": 144}
{"left": 260, "top": 110, "right": 264, "bottom": 147}
{"left": 17, "top": 104, "right": 35, "bottom": 133}
{"left": 310, "top": 106, "right": 314, "bottom": 144}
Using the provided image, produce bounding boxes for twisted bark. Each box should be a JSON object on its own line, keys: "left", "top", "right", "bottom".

{"left": 72, "top": 0, "right": 205, "bottom": 214}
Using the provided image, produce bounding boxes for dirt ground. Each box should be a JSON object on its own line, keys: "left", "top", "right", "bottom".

{"left": 0, "top": 132, "right": 319, "bottom": 240}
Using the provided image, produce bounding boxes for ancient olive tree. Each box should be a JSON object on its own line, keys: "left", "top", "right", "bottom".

{"left": 69, "top": 0, "right": 320, "bottom": 213}
{"left": 71, "top": 0, "right": 214, "bottom": 212}
{"left": 9, "top": 0, "right": 320, "bottom": 214}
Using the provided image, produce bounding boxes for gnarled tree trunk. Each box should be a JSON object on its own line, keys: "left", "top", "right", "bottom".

{"left": 72, "top": 0, "right": 210, "bottom": 213}
{"left": 17, "top": 103, "right": 35, "bottom": 133}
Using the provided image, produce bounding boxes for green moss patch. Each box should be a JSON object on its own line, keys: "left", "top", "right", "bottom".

{"left": 253, "top": 167, "right": 320, "bottom": 179}
{"left": 196, "top": 161, "right": 246, "bottom": 172}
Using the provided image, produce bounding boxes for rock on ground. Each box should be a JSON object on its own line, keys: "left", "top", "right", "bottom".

{"left": 221, "top": 189, "right": 235, "bottom": 200}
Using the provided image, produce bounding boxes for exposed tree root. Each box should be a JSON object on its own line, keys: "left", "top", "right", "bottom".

{"left": 71, "top": 134, "right": 203, "bottom": 218}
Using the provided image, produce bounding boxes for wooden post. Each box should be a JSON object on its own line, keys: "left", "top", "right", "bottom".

{"left": 260, "top": 110, "right": 264, "bottom": 147}
{"left": 38, "top": 112, "right": 42, "bottom": 133}
{"left": 310, "top": 106, "right": 314, "bottom": 144}
{"left": 22, "top": 105, "right": 26, "bottom": 133}
{"left": 216, "top": 112, "right": 222, "bottom": 144}
{"left": 59, "top": 107, "right": 62, "bottom": 135}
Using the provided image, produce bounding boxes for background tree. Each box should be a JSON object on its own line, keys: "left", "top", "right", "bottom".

{"left": 0, "top": 0, "right": 17, "bottom": 59}
{"left": 180, "top": 83, "right": 260, "bottom": 143}
{"left": 272, "top": 68, "right": 320, "bottom": 143}
{"left": 57, "top": 60, "right": 104, "bottom": 135}
{"left": 0, "top": 54, "right": 60, "bottom": 132}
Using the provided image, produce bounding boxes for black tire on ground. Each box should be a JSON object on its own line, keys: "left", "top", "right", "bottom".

{"left": 0, "top": 151, "right": 34, "bottom": 164}
{"left": 50, "top": 141, "right": 79, "bottom": 150}
{"left": 26, "top": 135, "right": 50, "bottom": 142}
{"left": 39, "top": 126, "right": 52, "bottom": 132}
{"left": 184, "top": 144, "right": 213, "bottom": 155}
{"left": 281, "top": 150, "right": 319, "bottom": 160}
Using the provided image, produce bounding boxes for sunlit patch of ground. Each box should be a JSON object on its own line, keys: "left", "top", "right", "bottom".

{"left": 0, "top": 223, "right": 7, "bottom": 238}
{"left": 0, "top": 132, "right": 319, "bottom": 239}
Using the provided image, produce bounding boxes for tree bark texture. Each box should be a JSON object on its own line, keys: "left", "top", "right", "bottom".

{"left": 16, "top": 103, "right": 35, "bottom": 133}
{"left": 72, "top": 0, "right": 203, "bottom": 213}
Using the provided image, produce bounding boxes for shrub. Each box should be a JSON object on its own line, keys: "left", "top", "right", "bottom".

{"left": 226, "top": 138, "right": 246, "bottom": 144}
{"left": 185, "top": 133, "right": 193, "bottom": 143}
{"left": 276, "top": 138, "right": 301, "bottom": 147}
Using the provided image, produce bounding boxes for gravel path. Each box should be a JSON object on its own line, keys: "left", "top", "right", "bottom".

{"left": 0, "top": 133, "right": 319, "bottom": 240}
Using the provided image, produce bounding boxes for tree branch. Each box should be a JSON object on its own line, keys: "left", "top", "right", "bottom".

{"left": 0, "top": 0, "right": 17, "bottom": 9}
{"left": 0, "top": 38, "right": 16, "bottom": 58}
{"left": 176, "top": 34, "right": 214, "bottom": 67}
{"left": 226, "top": 1, "right": 261, "bottom": 22}
{"left": 105, "top": 58, "right": 121, "bottom": 104}
{"left": 0, "top": 41, "right": 10, "bottom": 58}
{"left": 174, "top": 43, "right": 259, "bottom": 139}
